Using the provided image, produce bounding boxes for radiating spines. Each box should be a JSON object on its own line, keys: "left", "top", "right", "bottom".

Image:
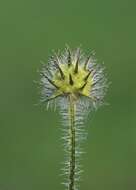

{"left": 39, "top": 46, "right": 108, "bottom": 110}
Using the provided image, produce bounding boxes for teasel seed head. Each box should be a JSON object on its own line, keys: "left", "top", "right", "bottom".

{"left": 40, "top": 47, "right": 108, "bottom": 109}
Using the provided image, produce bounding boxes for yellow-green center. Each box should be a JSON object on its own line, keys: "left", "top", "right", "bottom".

{"left": 53, "top": 63, "right": 93, "bottom": 98}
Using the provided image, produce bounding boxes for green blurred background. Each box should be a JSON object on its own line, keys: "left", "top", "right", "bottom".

{"left": 0, "top": 0, "right": 135, "bottom": 189}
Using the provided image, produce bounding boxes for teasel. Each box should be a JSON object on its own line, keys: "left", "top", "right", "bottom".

{"left": 39, "top": 46, "right": 108, "bottom": 190}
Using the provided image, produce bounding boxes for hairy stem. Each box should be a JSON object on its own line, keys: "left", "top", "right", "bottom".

{"left": 68, "top": 95, "right": 76, "bottom": 190}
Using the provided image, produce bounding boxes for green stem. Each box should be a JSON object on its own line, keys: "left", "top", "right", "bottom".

{"left": 68, "top": 95, "right": 76, "bottom": 190}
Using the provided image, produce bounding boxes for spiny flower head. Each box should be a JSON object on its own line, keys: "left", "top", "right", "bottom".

{"left": 39, "top": 47, "right": 108, "bottom": 190}
{"left": 40, "top": 47, "right": 108, "bottom": 108}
